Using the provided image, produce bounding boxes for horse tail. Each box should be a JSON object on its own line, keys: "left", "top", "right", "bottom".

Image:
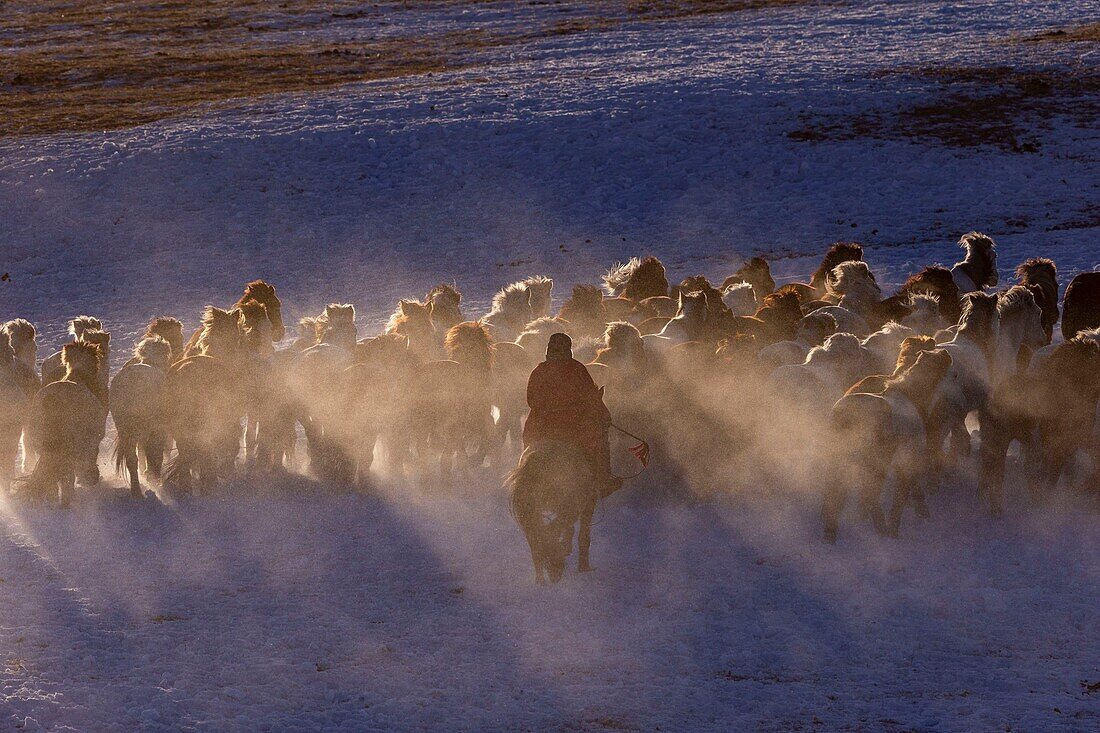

{"left": 112, "top": 429, "right": 136, "bottom": 477}
{"left": 13, "top": 452, "right": 66, "bottom": 500}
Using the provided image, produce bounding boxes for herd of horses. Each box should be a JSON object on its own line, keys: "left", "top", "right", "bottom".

{"left": 2, "top": 232, "right": 1100, "bottom": 582}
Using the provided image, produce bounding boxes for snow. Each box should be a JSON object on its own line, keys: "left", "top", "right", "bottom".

{"left": 1, "top": 0, "right": 1099, "bottom": 730}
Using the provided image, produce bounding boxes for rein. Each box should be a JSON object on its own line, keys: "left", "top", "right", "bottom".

{"left": 610, "top": 422, "right": 651, "bottom": 480}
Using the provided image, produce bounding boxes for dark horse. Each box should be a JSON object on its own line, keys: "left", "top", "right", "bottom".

{"left": 508, "top": 441, "right": 598, "bottom": 584}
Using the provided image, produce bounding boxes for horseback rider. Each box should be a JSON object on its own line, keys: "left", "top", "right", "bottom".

{"left": 523, "top": 333, "right": 623, "bottom": 496}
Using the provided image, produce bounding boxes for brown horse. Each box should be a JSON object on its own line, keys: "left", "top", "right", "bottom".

{"left": 164, "top": 307, "right": 249, "bottom": 491}
{"left": 110, "top": 336, "right": 172, "bottom": 496}
{"left": 809, "top": 242, "right": 864, "bottom": 299}
{"left": 182, "top": 280, "right": 284, "bottom": 357}
{"left": 21, "top": 341, "right": 107, "bottom": 505}
{"left": 558, "top": 284, "right": 608, "bottom": 340}
{"left": 386, "top": 299, "right": 438, "bottom": 362}
{"left": 1015, "top": 258, "right": 1058, "bottom": 343}
{"left": 342, "top": 333, "right": 422, "bottom": 483}
{"left": 603, "top": 256, "right": 669, "bottom": 301}
{"left": 1061, "top": 271, "right": 1100, "bottom": 341}
{"left": 426, "top": 283, "right": 464, "bottom": 335}
{"left": 721, "top": 257, "right": 776, "bottom": 299}
{"left": 411, "top": 322, "right": 495, "bottom": 481}
{"left": 508, "top": 440, "right": 598, "bottom": 584}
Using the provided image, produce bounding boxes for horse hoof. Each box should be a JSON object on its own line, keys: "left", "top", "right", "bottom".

{"left": 578, "top": 564, "right": 594, "bottom": 573}
{"left": 990, "top": 506, "right": 1004, "bottom": 519}
{"left": 823, "top": 529, "right": 838, "bottom": 545}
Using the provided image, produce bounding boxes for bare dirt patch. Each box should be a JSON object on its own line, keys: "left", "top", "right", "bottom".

{"left": 0, "top": 0, "right": 822, "bottom": 137}
{"left": 789, "top": 64, "right": 1100, "bottom": 153}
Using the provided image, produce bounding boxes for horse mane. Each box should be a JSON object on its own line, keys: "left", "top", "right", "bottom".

{"left": 69, "top": 315, "right": 103, "bottom": 339}
{"left": 604, "top": 321, "right": 643, "bottom": 351}
{"left": 1015, "top": 258, "right": 1058, "bottom": 337}
{"left": 489, "top": 276, "right": 552, "bottom": 317}
{"left": 1, "top": 319, "right": 35, "bottom": 346}
{"left": 319, "top": 304, "right": 357, "bottom": 347}
{"left": 297, "top": 316, "right": 324, "bottom": 347}
{"left": 603, "top": 256, "right": 669, "bottom": 300}
{"left": 427, "top": 283, "right": 462, "bottom": 307}
{"left": 898, "top": 265, "right": 961, "bottom": 322}
{"left": 61, "top": 340, "right": 101, "bottom": 391}
{"left": 0, "top": 330, "right": 12, "bottom": 365}
{"left": 79, "top": 328, "right": 111, "bottom": 351}
{"left": 722, "top": 257, "right": 776, "bottom": 297}
{"left": 886, "top": 348, "right": 952, "bottom": 411}
{"left": 721, "top": 282, "right": 757, "bottom": 316}
{"left": 143, "top": 316, "right": 184, "bottom": 356}
{"left": 997, "top": 284, "right": 1037, "bottom": 319}
{"left": 956, "top": 292, "right": 999, "bottom": 344}
{"left": 811, "top": 242, "right": 863, "bottom": 293}
{"left": 957, "top": 232, "right": 998, "bottom": 288}
{"left": 386, "top": 299, "right": 429, "bottom": 333}
{"left": 796, "top": 310, "right": 837, "bottom": 346}
{"left": 805, "top": 332, "right": 862, "bottom": 366}
{"left": 445, "top": 321, "right": 494, "bottom": 369}
{"left": 825, "top": 260, "right": 876, "bottom": 299}
{"left": 355, "top": 332, "right": 411, "bottom": 366}
{"left": 894, "top": 335, "right": 938, "bottom": 374}
{"left": 774, "top": 282, "right": 816, "bottom": 303}
{"left": 197, "top": 306, "right": 242, "bottom": 356}
{"left": 516, "top": 316, "right": 570, "bottom": 353}
{"left": 426, "top": 283, "right": 463, "bottom": 328}
{"left": 238, "top": 298, "right": 270, "bottom": 324}
{"left": 238, "top": 280, "right": 277, "bottom": 307}
{"left": 134, "top": 335, "right": 172, "bottom": 368}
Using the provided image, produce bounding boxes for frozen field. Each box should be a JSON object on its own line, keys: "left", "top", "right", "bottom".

{"left": 1, "top": 0, "right": 1099, "bottom": 730}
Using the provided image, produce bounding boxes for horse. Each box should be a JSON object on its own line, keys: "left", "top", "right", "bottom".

{"left": 951, "top": 232, "right": 998, "bottom": 294}
{"left": 426, "top": 283, "right": 464, "bottom": 335}
{"left": 809, "top": 242, "right": 864, "bottom": 300}
{"left": 898, "top": 293, "right": 949, "bottom": 336}
{"left": 861, "top": 322, "right": 917, "bottom": 375}
{"left": 342, "top": 333, "right": 422, "bottom": 483}
{"left": 603, "top": 256, "right": 670, "bottom": 301}
{"left": 515, "top": 316, "right": 571, "bottom": 357}
{"left": 386, "top": 299, "right": 439, "bottom": 362}
{"left": 40, "top": 315, "right": 102, "bottom": 385}
{"left": 20, "top": 341, "right": 107, "bottom": 506}
{"left": 411, "top": 322, "right": 496, "bottom": 482}
{"left": 164, "top": 307, "right": 249, "bottom": 492}
{"left": 643, "top": 292, "right": 709, "bottom": 351}
{"left": 720, "top": 282, "right": 758, "bottom": 317}
{"left": 1015, "top": 258, "right": 1058, "bottom": 343}
{"left": 110, "top": 336, "right": 172, "bottom": 496}
{"left": 814, "top": 261, "right": 883, "bottom": 337}
{"left": 769, "top": 333, "right": 876, "bottom": 415}
{"left": 878, "top": 266, "right": 962, "bottom": 326}
{"left": 1, "top": 320, "right": 40, "bottom": 478}
{"left": 926, "top": 292, "right": 1000, "bottom": 467}
{"left": 507, "top": 441, "right": 599, "bottom": 584}
{"left": 1061, "top": 271, "right": 1100, "bottom": 341}
{"left": 824, "top": 348, "right": 953, "bottom": 542}
{"left": 182, "top": 280, "right": 284, "bottom": 357}
{"left": 1028, "top": 329, "right": 1100, "bottom": 500}
{"left": 558, "top": 284, "right": 609, "bottom": 340}
{"left": 721, "top": 256, "right": 776, "bottom": 299}
{"left": 755, "top": 310, "right": 837, "bottom": 371}
{"left": 483, "top": 276, "right": 554, "bottom": 342}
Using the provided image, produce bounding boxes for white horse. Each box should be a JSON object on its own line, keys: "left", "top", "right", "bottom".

{"left": 769, "top": 332, "right": 877, "bottom": 415}
{"left": 900, "top": 293, "right": 949, "bottom": 336}
{"left": 951, "top": 231, "right": 998, "bottom": 295}
{"left": 860, "top": 322, "right": 916, "bottom": 375}
{"left": 720, "top": 281, "right": 758, "bottom": 317}
{"left": 824, "top": 349, "right": 953, "bottom": 542}
{"left": 815, "top": 261, "right": 883, "bottom": 337}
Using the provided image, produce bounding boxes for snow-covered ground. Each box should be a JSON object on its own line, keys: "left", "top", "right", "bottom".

{"left": 1, "top": 1, "right": 1099, "bottom": 730}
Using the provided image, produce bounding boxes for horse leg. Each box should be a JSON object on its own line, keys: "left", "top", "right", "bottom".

{"left": 577, "top": 498, "right": 596, "bottom": 573}
{"left": 822, "top": 478, "right": 847, "bottom": 545}
{"left": 888, "top": 467, "right": 918, "bottom": 537}
{"left": 947, "top": 416, "right": 971, "bottom": 462}
{"left": 978, "top": 420, "right": 1009, "bottom": 518}
{"left": 124, "top": 442, "right": 142, "bottom": 497}
{"left": 858, "top": 463, "right": 889, "bottom": 536}
{"left": 58, "top": 468, "right": 75, "bottom": 508}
